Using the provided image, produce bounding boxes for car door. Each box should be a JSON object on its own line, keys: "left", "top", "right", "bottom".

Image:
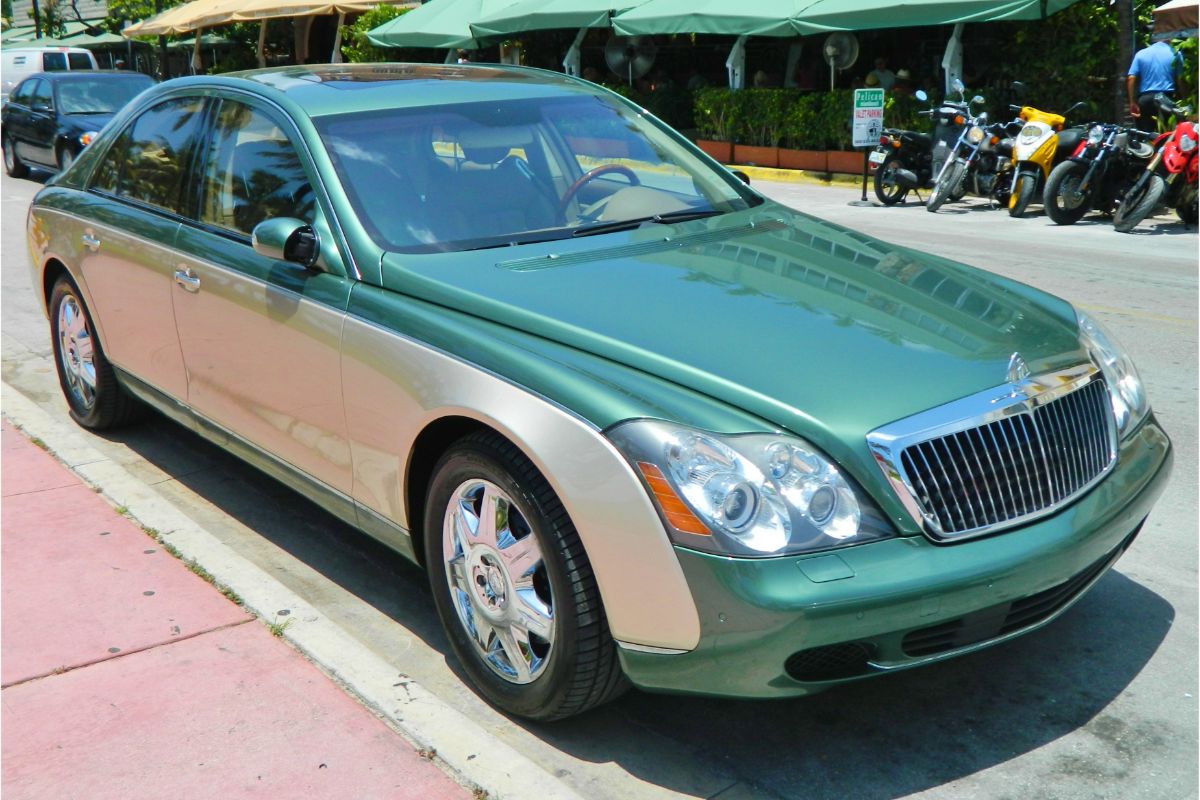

{"left": 25, "top": 78, "right": 57, "bottom": 166}
{"left": 72, "top": 94, "right": 206, "bottom": 404}
{"left": 171, "top": 95, "right": 355, "bottom": 500}
{"left": 3, "top": 79, "right": 36, "bottom": 154}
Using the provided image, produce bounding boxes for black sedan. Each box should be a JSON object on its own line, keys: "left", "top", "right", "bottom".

{"left": 2, "top": 70, "right": 154, "bottom": 177}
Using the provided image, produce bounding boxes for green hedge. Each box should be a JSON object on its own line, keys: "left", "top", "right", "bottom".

{"left": 693, "top": 88, "right": 932, "bottom": 150}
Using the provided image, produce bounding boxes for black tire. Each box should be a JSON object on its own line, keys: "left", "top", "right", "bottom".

{"left": 1043, "top": 160, "right": 1091, "bottom": 225}
{"left": 873, "top": 155, "right": 908, "bottom": 205}
{"left": 49, "top": 276, "right": 143, "bottom": 429}
{"left": 1113, "top": 174, "right": 1166, "bottom": 233}
{"left": 1177, "top": 193, "right": 1198, "bottom": 226}
{"left": 57, "top": 145, "right": 76, "bottom": 174}
{"left": 3, "top": 133, "right": 28, "bottom": 179}
{"left": 424, "top": 431, "right": 627, "bottom": 721}
{"left": 1008, "top": 167, "right": 1039, "bottom": 217}
{"left": 927, "top": 161, "right": 965, "bottom": 212}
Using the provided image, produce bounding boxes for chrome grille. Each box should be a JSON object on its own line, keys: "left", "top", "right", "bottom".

{"left": 867, "top": 366, "right": 1118, "bottom": 541}
{"left": 901, "top": 378, "right": 1113, "bottom": 536}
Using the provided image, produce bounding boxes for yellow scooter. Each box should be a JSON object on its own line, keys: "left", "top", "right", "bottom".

{"left": 1007, "top": 90, "right": 1087, "bottom": 218}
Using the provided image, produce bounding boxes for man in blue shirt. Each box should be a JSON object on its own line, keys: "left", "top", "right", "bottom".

{"left": 1127, "top": 39, "right": 1184, "bottom": 132}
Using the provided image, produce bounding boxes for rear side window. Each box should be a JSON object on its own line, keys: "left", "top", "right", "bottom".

{"left": 94, "top": 96, "right": 206, "bottom": 215}
{"left": 41, "top": 52, "right": 67, "bottom": 71}
{"left": 30, "top": 80, "right": 53, "bottom": 110}
{"left": 10, "top": 80, "right": 35, "bottom": 105}
{"left": 67, "top": 52, "right": 93, "bottom": 70}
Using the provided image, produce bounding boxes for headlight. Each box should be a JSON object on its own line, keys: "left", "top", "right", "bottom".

{"left": 966, "top": 126, "right": 985, "bottom": 144}
{"left": 1018, "top": 124, "right": 1041, "bottom": 145}
{"left": 607, "top": 419, "right": 894, "bottom": 557}
{"left": 1076, "top": 309, "right": 1149, "bottom": 437}
{"left": 1180, "top": 134, "right": 1197, "bottom": 153}
{"left": 1087, "top": 125, "right": 1104, "bottom": 145}
{"left": 79, "top": 131, "right": 98, "bottom": 147}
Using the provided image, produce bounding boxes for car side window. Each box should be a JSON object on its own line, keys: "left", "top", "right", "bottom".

{"left": 41, "top": 52, "right": 67, "bottom": 72}
{"left": 10, "top": 79, "right": 34, "bottom": 105}
{"left": 197, "top": 100, "right": 315, "bottom": 237}
{"left": 67, "top": 53, "right": 93, "bottom": 70}
{"left": 30, "top": 80, "right": 52, "bottom": 111}
{"left": 99, "top": 96, "right": 205, "bottom": 215}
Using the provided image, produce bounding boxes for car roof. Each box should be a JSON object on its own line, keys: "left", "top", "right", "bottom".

{"left": 192, "top": 63, "right": 600, "bottom": 119}
{"left": 39, "top": 71, "right": 154, "bottom": 81}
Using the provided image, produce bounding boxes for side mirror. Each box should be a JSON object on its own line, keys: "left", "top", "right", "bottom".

{"left": 971, "top": 95, "right": 986, "bottom": 105}
{"left": 1066, "top": 100, "right": 1088, "bottom": 116}
{"left": 252, "top": 217, "right": 320, "bottom": 269}
{"left": 1010, "top": 80, "right": 1026, "bottom": 96}
{"left": 731, "top": 169, "right": 751, "bottom": 185}
{"left": 914, "top": 89, "right": 928, "bottom": 103}
{"left": 31, "top": 102, "right": 52, "bottom": 114}
{"left": 952, "top": 78, "right": 965, "bottom": 95}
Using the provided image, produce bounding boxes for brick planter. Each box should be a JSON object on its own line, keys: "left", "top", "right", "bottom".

{"left": 732, "top": 144, "right": 780, "bottom": 168}
{"left": 826, "top": 150, "right": 868, "bottom": 175}
{"left": 694, "top": 139, "right": 733, "bottom": 162}
{"left": 778, "top": 149, "right": 827, "bottom": 171}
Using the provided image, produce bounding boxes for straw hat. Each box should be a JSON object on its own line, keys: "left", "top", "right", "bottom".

{"left": 865, "top": 73, "right": 879, "bottom": 87}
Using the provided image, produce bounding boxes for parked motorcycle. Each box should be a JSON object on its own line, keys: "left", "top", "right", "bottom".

{"left": 926, "top": 82, "right": 1019, "bottom": 212}
{"left": 1112, "top": 95, "right": 1197, "bottom": 232}
{"left": 870, "top": 90, "right": 936, "bottom": 205}
{"left": 1042, "top": 122, "right": 1156, "bottom": 225}
{"left": 1006, "top": 88, "right": 1087, "bottom": 217}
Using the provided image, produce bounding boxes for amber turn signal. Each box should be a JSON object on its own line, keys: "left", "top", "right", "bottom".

{"left": 637, "top": 462, "right": 711, "bottom": 536}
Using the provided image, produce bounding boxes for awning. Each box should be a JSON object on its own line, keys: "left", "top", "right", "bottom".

{"left": 612, "top": 0, "right": 818, "bottom": 37}
{"left": 470, "top": 0, "right": 643, "bottom": 38}
{"left": 612, "top": 0, "right": 1083, "bottom": 36}
{"left": 231, "top": 0, "right": 418, "bottom": 23}
{"left": 1154, "top": 0, "right": 1198, "bottom": 39}
{"left": 124, "top": 0, "right": 246, "bottom": 37}
{"left": 368, "top": 0, "right": 522, "bottom": 49}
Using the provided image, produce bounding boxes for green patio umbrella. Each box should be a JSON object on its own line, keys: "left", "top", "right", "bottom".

{"left": 368, "top": 0, "right": 522, "bottom": 49}
{"left": 612, "top": 0, "right": 820, "bottom": 37}
{"left": 470, "top": 0, "right": 642, "bottom": 38}
{"left": 787, "top": 0, "right": 1084, "bottom": 32}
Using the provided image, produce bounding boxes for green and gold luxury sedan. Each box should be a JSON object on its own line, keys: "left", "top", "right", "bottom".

{"left": 27, "top": 64, "right": 1172, "bottom": 720}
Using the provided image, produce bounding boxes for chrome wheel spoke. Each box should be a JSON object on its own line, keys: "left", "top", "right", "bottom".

{"left": 447, "top": 554, "right": 471, "bottom": 596}
{"left": 495, "top": 626, "right": 533, "bottom": 683}
{"left": 75, "top": 333, "right": 97, "bottom": 389}
{"left": 474, "top": 485, "right": 502, "bottom": 548}
{"left": 497, "top": 533, "right": 540, "bottom": 578}
{"left": 513, "top": 589, "right": 554, "bottom": 642}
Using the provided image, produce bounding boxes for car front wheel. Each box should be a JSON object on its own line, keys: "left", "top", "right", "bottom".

{"left": 424, "top": 431, "right": 627, "bottom": 720}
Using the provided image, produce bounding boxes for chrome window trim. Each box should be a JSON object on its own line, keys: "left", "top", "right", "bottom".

{"left": 866, "top": 363, "right": 1119, "bottom": 542}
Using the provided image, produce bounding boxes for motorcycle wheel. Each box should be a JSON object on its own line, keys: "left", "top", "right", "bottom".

{"left": 926, "top": 161, "right": 965, "bottom": 213}
{"left": 1008, "top": 167, "right": 1039, "bottom": 218}
{"left": 1043, "top": 161, "right": 1091, "bottom": 225}
{"left": 873, "top": 155, "right": 908, "bottom": 205}
{"left": 1113, "top": 174, "right": 1166, "bottom": 233}
{"left": 1176, "top": 192, "right": 1198, "bottom": 226}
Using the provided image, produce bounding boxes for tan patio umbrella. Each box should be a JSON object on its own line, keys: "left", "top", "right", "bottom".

{"left": 230, "top": 0, "right": 419, "bottom": 62}
{"left": 124, "top": 0, "right": 247, "bottom": 72}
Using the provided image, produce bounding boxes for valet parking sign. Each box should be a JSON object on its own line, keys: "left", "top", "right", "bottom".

{"left": 852, "top": 88, "right": 885, "bottom": 148}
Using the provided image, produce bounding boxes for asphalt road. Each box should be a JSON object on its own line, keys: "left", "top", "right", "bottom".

{"left": 3, "top": 168, "right": 1196, "bottom": 800}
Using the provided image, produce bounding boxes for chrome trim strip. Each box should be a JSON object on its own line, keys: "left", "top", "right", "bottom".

{"left": 866, "top": 363, "right": 1118, "bottom": 542}
{"left": 867, "top": 542, "right": 1124, "bottom": 671}
{"left": 615, "top": 641, "right": 690, "bottom": 655}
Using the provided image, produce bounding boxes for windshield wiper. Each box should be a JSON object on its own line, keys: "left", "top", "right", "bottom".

{"left": 571, "top": 208, "right": 724, "bottom": 238}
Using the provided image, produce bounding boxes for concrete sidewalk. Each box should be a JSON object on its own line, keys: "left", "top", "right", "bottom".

{"left": 1, "top": 420, "right": 472, "bottom": 800}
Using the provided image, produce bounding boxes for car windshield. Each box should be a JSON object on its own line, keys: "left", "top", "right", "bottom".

{"left": 315, "top": 92, "right": 760, "bottom": 253}
{"left": 56, "top": 75, "right": 154, "bottom": 115}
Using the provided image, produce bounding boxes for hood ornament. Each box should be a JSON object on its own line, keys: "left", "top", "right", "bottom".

{"left": 1007, "top": 352, "right": 1030, "bottom": 384}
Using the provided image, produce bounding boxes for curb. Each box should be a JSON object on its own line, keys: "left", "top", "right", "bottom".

{"left": 1, "top": 382, "right": 586, "bottom": 800}
{"left": 728, "top": 164, "right": 865, "bottom": 186}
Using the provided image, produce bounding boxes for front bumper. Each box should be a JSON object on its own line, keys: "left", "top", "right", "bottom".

{"left": 618, "top": 419, "right": 1171, "bottom": 698}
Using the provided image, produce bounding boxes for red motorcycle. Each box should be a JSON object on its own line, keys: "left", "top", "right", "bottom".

{"left": 1113, "top": 95, "right": 1198, "bottom": 232}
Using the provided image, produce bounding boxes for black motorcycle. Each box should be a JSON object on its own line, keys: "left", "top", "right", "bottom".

{"left": 921, "top": 83, "right": 1017, "bottom": 211}
{"left": 870, "top": 90, "right": 936, "bottom": 205}
{"left": 1042, "top": 122, "right": 1156, "bottom": 225}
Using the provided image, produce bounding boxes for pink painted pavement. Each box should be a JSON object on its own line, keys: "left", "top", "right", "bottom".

{"left": 2, "top": 423, "right": 250, "bottom": 686}
{"left": 1, "top": 421, "right": 470, "bottom": 800}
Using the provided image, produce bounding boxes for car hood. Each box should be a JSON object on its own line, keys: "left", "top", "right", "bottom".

{"left": 60, "top": 112, "right": 115, "bottom": 133}
{"left": 380, "top": 203, "right": 1085, "bottom": 473}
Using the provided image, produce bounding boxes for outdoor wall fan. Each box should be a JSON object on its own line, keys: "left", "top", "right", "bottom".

{"left": 604, "top": 35, "right": 658, "bottom": 85}
{"left": 823, "top": 31, "right": 859, "bottom": 90}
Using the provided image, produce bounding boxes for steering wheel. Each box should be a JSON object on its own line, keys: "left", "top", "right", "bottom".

{"left": 558, "top": 164, "right": 640, "bottom": 217}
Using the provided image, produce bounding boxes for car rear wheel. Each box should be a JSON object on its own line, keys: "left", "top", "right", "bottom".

{"left": 3, "top": 134, "right": 28, "bottom": 179}
{"left": 50, "top": 276, "right": 142, "bottom": 429}
{"left": 424, "top": 431, "right": 627, "bottom": 720}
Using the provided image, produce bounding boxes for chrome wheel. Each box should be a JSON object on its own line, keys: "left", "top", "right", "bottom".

{"left": 57, "top": 294, "right": 97, "bottom": 411}
{"left": 442, "top": 479, "right": 554, "bottom": 684}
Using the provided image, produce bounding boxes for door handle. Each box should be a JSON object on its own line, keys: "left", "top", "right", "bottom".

{"left": 80, "top": 232, "right": 101, "bottom": 252}
{"left": 173, "top": 267, "right": 201, "bottom": 293}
